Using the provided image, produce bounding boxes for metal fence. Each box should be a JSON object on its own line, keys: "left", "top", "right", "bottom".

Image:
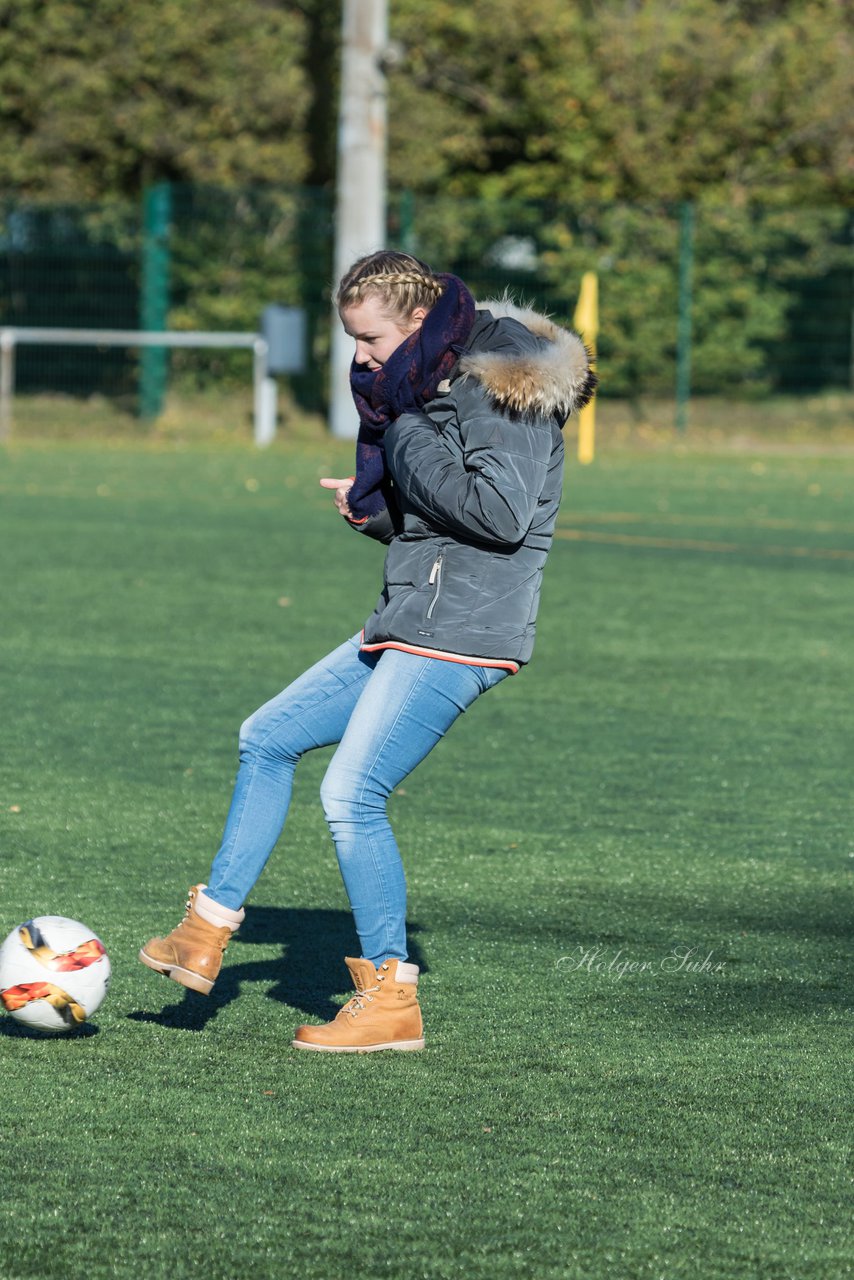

{"left": 0, "top": 184, "right": 851, "bottom": 421}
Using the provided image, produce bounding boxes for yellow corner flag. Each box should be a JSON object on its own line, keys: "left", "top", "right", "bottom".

{"left": 573, "top": 272, "right": 598, "bottom": 465}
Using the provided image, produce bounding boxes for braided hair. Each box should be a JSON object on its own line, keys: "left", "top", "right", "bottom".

{"left": 336, "top": 251, "right": 446, "bottom": 324}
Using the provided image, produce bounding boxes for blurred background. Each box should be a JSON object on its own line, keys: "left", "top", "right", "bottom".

{"left": 0, "top": 0, "right": 851, "bottom": 438}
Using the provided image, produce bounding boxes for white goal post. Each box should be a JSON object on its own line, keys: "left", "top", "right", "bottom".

{"left": 0, "top": 327, "right": 279, "bottom": 446}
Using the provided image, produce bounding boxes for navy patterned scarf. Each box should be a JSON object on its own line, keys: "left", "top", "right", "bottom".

{"left": 347, "top": 274, "right": 476, "bottom": 522}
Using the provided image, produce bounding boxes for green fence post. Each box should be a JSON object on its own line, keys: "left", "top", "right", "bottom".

{"left": 139, "top": 182, "right": 172, "bottom": 419}
{"left": 675, "top": 200, "right": 694, "bottom": 432}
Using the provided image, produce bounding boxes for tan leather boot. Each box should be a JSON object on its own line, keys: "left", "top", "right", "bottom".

{"left": 138, "top": 885, "right": 244, "bottom": 995}
{"left": 292, "top": 956, "right": 424, "bottom": 1053}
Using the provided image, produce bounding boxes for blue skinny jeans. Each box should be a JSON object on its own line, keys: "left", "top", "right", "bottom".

{"left": 206, "top": 634, "right": 508, "bottom": 966}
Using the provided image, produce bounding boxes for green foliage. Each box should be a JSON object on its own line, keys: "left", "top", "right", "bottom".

{"left": 0, "top": 0, "right": 850, "bottom": 404}
{"left": 539, "top": 203, "right": 853, "bottom": 397}
{"left": 382, "top": 1, "right": 853, "bottom": 398}
{"left": 0, "top": 0, "right": 310, "bottom": 199}
{"left": 688, "top": 205, "right": 853, "bottom": 394}
{"left": 2, "top": 0, "right": 848, "bottom": 208}
{"left": 388, "top": 0, "right": 853, "bottom": 206}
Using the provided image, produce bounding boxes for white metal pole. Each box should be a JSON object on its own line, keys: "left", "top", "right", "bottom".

{"left": 0, "top": 328, "right": 269, "bottom": 443}
{"left": 253, "top": 338, "right": 276, "bottom": 446}
{"left": 0, "top": 330, "right": 15, "bottom": 442}
{"left": 329, "top": 0, "right": 388, "bottom": 439}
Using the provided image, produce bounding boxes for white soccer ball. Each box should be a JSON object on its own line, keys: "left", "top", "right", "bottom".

{"left": 0, "top": 916, "right": 111, "bottom": 1032}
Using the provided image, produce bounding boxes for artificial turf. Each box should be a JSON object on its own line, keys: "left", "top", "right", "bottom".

{"left": 0, "top": 434, "right": 851, "bottom": 1280}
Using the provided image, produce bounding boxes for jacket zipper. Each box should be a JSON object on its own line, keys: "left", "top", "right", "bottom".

{"left": 426, "top": 555, "right": 444, "bottom": 619}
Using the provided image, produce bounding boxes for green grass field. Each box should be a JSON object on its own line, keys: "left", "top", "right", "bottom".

{"left": 1, "top": 428, "right": 851, "bottom": 1280}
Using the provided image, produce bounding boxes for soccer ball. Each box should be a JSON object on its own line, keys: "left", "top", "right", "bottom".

{"left": 0, "top": 916, "right": 111, "bottom": 1032}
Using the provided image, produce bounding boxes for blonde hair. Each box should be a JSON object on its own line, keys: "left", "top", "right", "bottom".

{"left": 336, "top": 251, "right": 445, "bottom": 324}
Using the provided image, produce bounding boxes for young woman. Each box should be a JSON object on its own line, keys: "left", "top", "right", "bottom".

{"left": 140, "top": 251, "right": 596, "bottom": 1052}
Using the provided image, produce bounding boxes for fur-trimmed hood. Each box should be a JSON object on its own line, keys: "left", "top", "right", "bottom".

{"left": 457, "top": 300, "right": 597, "bottom": 419}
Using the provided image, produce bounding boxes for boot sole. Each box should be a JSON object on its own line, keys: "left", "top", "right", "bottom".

{"left": 290, "top": 1038, "right": 425, "bottom": 1053}
{"left": 138, "top": 948, "right": 214, "bottom": 996}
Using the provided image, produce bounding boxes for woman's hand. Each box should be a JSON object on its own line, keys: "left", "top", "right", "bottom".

{"left": 319, "top": 477, "right": 355, "bottom": 519}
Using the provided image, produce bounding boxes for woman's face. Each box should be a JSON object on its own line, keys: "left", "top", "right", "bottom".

{"left": 340, "top": 295, "right": 428, "bottom": 370}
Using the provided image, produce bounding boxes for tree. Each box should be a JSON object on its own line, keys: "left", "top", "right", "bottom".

{"left": 384, "top": 0, "right": 852, "bottom": 400}
{"left": 294, "top": 0, "right": 342, "bottom": 189}
{"left": 0, "top": 0, "right": 310, "bottom": 199}
{"left": 387, "top": 0, "right": 853, "bottom": 206}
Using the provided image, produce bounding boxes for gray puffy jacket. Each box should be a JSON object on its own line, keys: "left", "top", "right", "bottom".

{"left": 355, "top": 301, "right": 595, "bottom": 671}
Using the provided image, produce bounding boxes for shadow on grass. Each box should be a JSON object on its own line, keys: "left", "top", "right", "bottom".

{"left": 0, "top": 1020, "right": 99, "bottom": 1039}
{"left": 128, "top": 905, "right": 427, "bottom": 1032}
{"left": 446, "top": 886, "right": 851, "bottom": 1023}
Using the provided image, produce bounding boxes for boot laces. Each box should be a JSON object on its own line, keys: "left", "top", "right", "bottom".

{"left": 174, "top": 890, "right": 229, "bottom": 948}
{"left": 174, "top": 890, "right": 196, "bottom": 931}
{"left": 343, "top": 975, "right": 384, "bottom": 1018}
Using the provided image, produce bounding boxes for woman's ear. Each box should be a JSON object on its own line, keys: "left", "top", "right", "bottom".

{"left": 407, "top": 306, "right": 429, "bottom": 329}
